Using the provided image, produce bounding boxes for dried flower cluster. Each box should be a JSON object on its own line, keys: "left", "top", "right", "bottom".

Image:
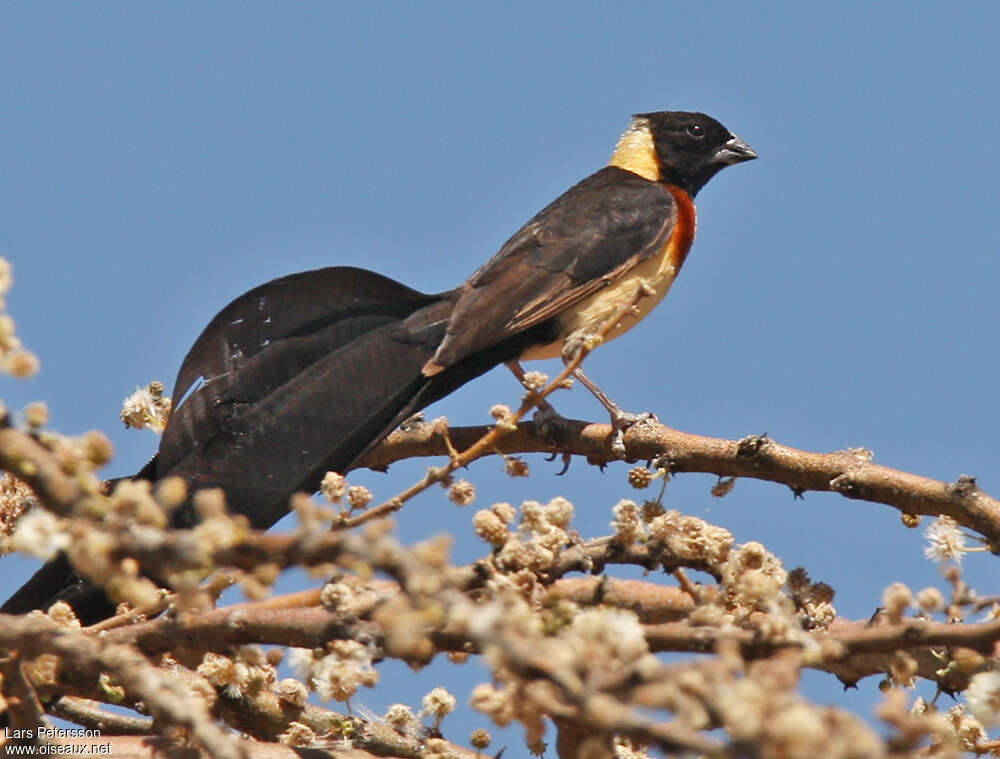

{"left": 288, "top": 640, "right": 378, "bottom": 702}
{"left": 0, "top": 258, "right": 40, "bottom": 378}
{"left": 120, "top": 381, "right": 172, "bottom": 433}
{"left": 0, "top": 473, "right": 34, "bottom": 555}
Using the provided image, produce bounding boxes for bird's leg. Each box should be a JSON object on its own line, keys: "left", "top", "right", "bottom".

{"left": 569, "top": 364, "right": 655, "bottom": 459}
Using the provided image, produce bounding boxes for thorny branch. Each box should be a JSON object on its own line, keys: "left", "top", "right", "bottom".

{"left": 363, "top": 418, "right": 1000, "bottom": 549}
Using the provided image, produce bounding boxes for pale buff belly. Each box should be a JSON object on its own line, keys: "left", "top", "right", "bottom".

{"left": 517, "top": 245, "right": 685, "bottom": 361}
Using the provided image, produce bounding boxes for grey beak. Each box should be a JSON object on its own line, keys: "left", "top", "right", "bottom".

{"left": 713, "top": 133, "right": 758, "bottom": 165}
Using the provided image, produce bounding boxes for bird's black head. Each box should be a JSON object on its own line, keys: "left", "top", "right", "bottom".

{"left": 618, "top": 110, "right": 757, "bottom": 196}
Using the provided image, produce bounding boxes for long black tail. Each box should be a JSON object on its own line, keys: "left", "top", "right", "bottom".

{"left": 3, "top": 266, "right": 550, "bottom": 623}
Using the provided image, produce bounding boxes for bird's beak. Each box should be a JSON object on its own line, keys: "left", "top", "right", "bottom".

{"left": 713, "top": 133, "right": 758, "bottom": 165}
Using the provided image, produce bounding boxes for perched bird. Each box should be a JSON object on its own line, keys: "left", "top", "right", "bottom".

{"left": 3, "top": 110, "right": 755, "bottom": 623}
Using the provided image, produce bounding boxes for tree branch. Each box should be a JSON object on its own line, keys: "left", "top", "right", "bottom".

{"left": 0, "top": 615, "right": 242, "bottom": 759}
{"left": 0, "top": 424, "right": 82, "bottom": 517}
{"left": 363, "top": 418, "right": 1000, "bottom": 547}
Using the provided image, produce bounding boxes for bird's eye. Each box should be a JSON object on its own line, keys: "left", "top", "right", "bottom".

{"left": 686, "top": 124, "right": 705, "bottom": 138}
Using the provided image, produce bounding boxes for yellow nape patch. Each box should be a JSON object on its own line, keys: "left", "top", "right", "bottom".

{"left": 608, "top": 119, "right": 659, "bottom": 181}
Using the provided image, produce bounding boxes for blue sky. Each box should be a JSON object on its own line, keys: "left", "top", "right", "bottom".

{"left": 2, "top": 1, "right": 999, "bottom": 748}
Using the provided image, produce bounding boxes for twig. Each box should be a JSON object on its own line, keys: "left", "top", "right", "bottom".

{"left": 103, "top": 605, "right": 372, "bottom": 656}
{"left": 0, "top": 425, "right": 81, "bottom": 517}
{"left": 86, "top": 596, "right": 172, "bottom": 634}
{"left": 0, "top": 653, "right": 51, "bottom": 738}
{"left": 48, "top": 696, "right": 154, "bottom": 735}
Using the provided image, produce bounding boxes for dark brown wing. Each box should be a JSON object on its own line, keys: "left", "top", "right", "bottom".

{"left": 428, "top": 166, "right": 676, "bottom": 369}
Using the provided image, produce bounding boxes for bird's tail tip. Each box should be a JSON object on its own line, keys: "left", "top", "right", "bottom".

{"left": 421, "top": 359, "right": 445, "bottom": 377}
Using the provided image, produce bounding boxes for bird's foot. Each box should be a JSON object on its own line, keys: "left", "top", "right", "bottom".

{"left": 607, "top": 409, "right": 656, "bottom": 459}
{"left": 530, "top": 402, "right": 578, "bottom": 474}
{"left": 532, "top": 403, "right": 573, "bottom": 446}
{"left": 532, "top": 401, "right": 563, "bottom": 425}
{"left": 398, "top": 411, "right": 427, "bottom": 433}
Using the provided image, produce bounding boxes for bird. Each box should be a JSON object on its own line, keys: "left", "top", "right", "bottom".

{"left": 3, "top": 110, "right": 756, "bottom": 623}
